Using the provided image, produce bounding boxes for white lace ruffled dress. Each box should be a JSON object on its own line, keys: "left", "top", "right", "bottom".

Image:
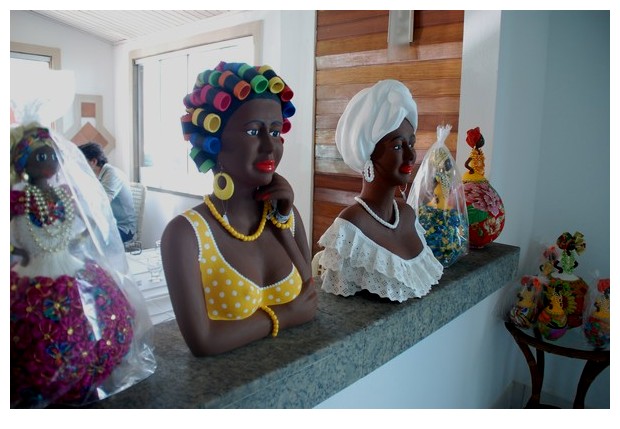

{"left": 318, "top": 217, "right": 444, "bottom": 302}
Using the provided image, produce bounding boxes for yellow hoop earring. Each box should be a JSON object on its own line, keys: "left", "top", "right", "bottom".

{"left": 213, "top": 172, "right": 234, "bottom": 200}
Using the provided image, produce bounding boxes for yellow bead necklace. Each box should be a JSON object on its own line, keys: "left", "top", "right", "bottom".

{"left": 204, "top": 195, "right": 268, "bottom": 242}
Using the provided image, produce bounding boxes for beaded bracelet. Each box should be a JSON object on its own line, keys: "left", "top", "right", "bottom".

{"left": 267, "top": 201, "right": 293, "bottom": 230}
{"left": 274, "top": 210, "right": 291, "bottom": 224}
{"left": 260, "top": 305, "right": 279, "bottom": 337}
{"left": 270, "top": 213, "right": 293, "bottom": 230}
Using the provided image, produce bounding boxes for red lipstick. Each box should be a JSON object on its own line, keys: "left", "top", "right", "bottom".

{"left": 399, "top": 164, "right": 413, "bottom": 174}
{"left": 255, "top": 160, "right": 276, "bottom": 173}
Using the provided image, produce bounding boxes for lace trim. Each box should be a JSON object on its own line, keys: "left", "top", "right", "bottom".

{"left": 318, "top": 218, "right": 443, "bottom": 302}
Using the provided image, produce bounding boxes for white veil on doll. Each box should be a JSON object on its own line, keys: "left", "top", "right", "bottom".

{"left": 10, "top": 67, "right": 126, "bottom": 278}
{"left": 10, "top": 68, "right": 156, "bottom": 408}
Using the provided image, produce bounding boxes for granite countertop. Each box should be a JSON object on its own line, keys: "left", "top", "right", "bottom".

{"left": 89, "top": 242, "right": 519, "bottom": 408}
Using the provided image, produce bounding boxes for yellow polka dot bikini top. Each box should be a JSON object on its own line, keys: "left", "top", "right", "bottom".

{"left": 182, "top": 209, "right": 302, "bottom": 321}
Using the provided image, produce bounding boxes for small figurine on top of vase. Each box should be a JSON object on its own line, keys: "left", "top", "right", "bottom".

{"left": 462, "top": 127, "right": 505, "bottom": 248}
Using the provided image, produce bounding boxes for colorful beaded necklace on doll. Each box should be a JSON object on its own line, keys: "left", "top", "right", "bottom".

{"left": 204, "top": 195, "right": 269, "bottom": 241}
{"left": 354, "top": 196, "right": 400, "bottom": 229}
{"left": 24, "top": 184, "right": 75, "bottom": 252}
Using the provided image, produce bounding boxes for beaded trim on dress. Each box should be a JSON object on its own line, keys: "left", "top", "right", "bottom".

{"left": 318, "top": 217, "right": 443, "bottom": 302}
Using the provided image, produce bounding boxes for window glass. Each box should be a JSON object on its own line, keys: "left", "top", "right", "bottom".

{"left": 135, "top": 36, "right": 254, "bottom": 196}
{"left": 10, "top": 50, "right": 55, "bottom": 127}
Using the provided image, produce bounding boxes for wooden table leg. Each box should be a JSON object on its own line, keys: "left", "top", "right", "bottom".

{"left": 573, "top": 360, "right": 609, "bottom": 408}
{"left": 511, "top": 337, "right": 544, "bottom": 407}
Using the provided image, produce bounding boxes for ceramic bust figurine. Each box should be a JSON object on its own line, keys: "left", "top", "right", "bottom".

{"left": 161, "top": 61, "right": 317, "bottom": 356}
{"left": 318, "top": 80, "right": 443, "bottom": 302}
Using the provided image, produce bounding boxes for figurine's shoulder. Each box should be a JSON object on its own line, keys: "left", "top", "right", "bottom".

{"left": 338, "top": 203, "right": 365, "bottom": 224}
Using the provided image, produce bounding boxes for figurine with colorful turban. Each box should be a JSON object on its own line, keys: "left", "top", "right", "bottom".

{"left": 162, "top": 61, "right": 317, "bottom": 357}
{"left": 462, "top": 127, "right": 505, "bottom": 248}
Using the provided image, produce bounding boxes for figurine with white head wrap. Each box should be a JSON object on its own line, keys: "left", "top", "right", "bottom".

{"left": 317, "top": 80, "right": 443, "bottom": 302}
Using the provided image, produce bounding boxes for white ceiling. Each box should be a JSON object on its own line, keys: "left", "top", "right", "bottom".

{"left": 31, "top": 10, "right": 233, "bottom": 45}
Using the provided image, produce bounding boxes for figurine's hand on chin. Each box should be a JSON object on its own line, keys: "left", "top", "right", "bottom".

{"left": 254, "top": 172, "right": 294, "bottom": 216}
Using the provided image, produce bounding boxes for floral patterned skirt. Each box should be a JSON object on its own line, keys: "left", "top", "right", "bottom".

{"left": 10, "top": 259, "right": 135, "bottom": 408}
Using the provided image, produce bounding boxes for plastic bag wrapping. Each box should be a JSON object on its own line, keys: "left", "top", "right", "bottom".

{"left": 10, "top": 120, "right": 156, "bottom": 408}
{"left": 407, "top": 125, "right": 468, "bottom": 267}
{"left": 495, "top": 275, "right": 546, "bottom": 329}
{"left": 582, "top": 278, "right": 610, "bottom": 349}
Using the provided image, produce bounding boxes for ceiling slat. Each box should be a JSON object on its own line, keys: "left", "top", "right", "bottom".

{"left": 31, "top": 10, "right": 232, "bottom": 45}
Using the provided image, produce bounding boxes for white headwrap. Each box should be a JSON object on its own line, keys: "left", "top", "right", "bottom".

{"left": 335, "top": 79, "right": 418, "bottom": 174}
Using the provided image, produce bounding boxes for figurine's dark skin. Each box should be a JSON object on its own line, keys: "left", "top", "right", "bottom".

{"left": 338, "top": 118, "right": 424, "bottom": 260}
{"left": 161, "top": 98, "right": 317, "bottom": 356}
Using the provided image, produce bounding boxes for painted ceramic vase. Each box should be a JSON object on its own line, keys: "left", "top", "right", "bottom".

{"left": 547, "top": 274, "right": 589, "bottom": 328}
{"left": 462, "top": 127, "right": 505, "bottom": 248}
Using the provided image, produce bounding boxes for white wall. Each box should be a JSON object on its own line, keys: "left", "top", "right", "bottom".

{"left": 10, "top": 11, "right": 116, "bottom": 146}
{"left": 316, "top": 290, "right": 520, "bottom": 408}
{"left": 493, "top": 10, "right": 610, "bottom": 408}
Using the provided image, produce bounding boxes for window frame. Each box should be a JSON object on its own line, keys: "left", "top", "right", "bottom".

{"left": 11, "top": 42, "right": 61, "bottom": 69}
{"left": 10, "top": 42, "right": 64, "bottom": 130}
{"left": 129, "top": 21, "right": 263, "bottom": 197}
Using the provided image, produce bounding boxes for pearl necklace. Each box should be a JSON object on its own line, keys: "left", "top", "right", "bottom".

{"left": 24, "top": 184, "right": 75, "bottom": 252}
{"left": 354, "top": 196, "right": 399, "bottom": 229}
{"left": 204, "top": 195, "right": 268, "bottom": 242}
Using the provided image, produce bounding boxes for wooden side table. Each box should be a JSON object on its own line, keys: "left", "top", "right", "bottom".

{"left": 504, "top": 321, "right": 609, "bottom": 408}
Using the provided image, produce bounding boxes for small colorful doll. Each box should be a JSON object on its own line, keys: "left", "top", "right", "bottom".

{"left": 509, "top": 275, "right": 544, "bottom": 328}
{"left": 10, "top": 123, "right": 146, "bottom": 408}
{"left": 536, "top": 285, "right": 568, "bottom": 340}
{"left": 462, "top": 127, "right": 505, "bottom": 248}
{"left": 583, "top": 278, "right": 610, "bottom": 349}
{"left": 408, "top": 125, "right": 469, "bottom": 267}
{"left": 545, "top": 231, "right": 588, "bottom": 328}
{"left": 539, "top": 245, "right": 559, "bottom": 277}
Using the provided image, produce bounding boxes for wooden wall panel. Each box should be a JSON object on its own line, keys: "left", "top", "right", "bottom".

{"left": 312, "top": 10, "right": 464, "bottom": 254}
{"left": 317, "top": 14, "right": 389, "bottom": 40}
